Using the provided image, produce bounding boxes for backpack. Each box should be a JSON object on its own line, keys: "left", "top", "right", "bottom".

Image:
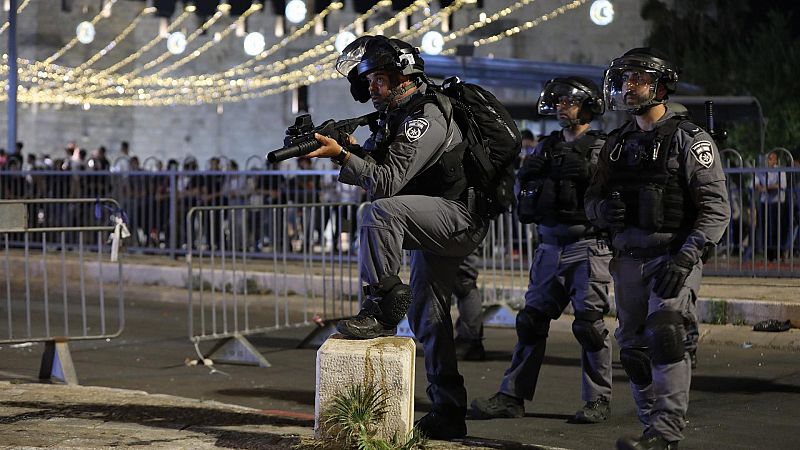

{"left": 411, "top": 77, "right": 522, "bottom": 217}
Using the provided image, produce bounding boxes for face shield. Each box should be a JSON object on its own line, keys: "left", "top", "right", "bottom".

{"left": 537, "top": 82, "right": 588, "bottom": 116}
{"left": 335, "top": 36, "right": 372, "bottom": 77}
{"left": 603, "top": 66, "right": 661, "bottom": 113}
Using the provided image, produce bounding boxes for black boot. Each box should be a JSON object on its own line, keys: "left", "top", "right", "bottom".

{"left": 470, "top": 392, "right": 524, "bottom": 419}
{"left": 573, "top": 396, "right": 610, "bottom": 423}
{"left": 617, "top": 434, "right": 679, "bottom": 450}
{"left": 336, "top": 276, "right": 412, "bottom": 340}
{"left": 414, "top": 409, "right": 467, "bottom": 440}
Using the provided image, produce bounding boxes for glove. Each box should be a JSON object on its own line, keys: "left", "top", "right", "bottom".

{"left": 518, "top": 154, "right": 548, "bottom": 182}
{"left": 598, "top": 197, "right": 626, "bottom": 230}
{"left": 653, "top": 253, "right": 695, "bottom": 298}
{"left": 558, "top": 155, "right": 588, "bottom": 179}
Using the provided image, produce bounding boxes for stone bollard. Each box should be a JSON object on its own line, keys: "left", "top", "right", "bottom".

{"left": 315, "top": 334, "right": 416, "bottom": 441}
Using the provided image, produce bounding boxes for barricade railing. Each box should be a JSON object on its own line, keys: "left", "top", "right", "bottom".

{"left": 186, "top": 202, "right": 361, "bottom": 366}
{"left": 0, "top": 198, "right": 125, "bottom": 384}
{"left": 2, "top": 166, "right": 799, "bottom": 277}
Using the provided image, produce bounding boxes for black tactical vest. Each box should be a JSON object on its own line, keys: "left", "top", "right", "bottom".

{"left": 605, "top": 117, "right": 694, "bottom": 232}
{"left": 365, "top": 93, "right": 467, "bottom": 201}
{"left": 520, "top": 130, "right": 603, "bottom": 226}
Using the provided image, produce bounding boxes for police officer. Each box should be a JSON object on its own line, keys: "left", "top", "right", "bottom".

{"left": 306, "top": 35, "right": 489, "bottom": 440}
{"left": 471, "top": 76, "right": 614, "bottom": 424}
{"left": 585, "top": 48, "right": 730, "bottom": 450}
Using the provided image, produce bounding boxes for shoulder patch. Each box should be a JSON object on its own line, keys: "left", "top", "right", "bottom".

{"left": 404, "top": 118, "right": 429, "bottom": 142}
{"left": 679, "top": 121, "right": 703, "bottom": 137}
{"left": 690, "top": 140, "right": 714, "bottom": 168}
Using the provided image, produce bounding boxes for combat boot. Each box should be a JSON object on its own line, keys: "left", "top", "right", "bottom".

{"left": 335, "top": 308, "right": 397, "bottom": 339}
{"left": 469, "top": 392, "right": 524, "bottom": 419}
{"left": 336, "top": 276, "right": 412, "bottom": 339}
{"left": 414, "top": 410, "right": 467, "bottom": 440}
{"left": 573, "top": 396, "right": 610, "bottom": 423}
{"left": 455, "top": 338, "right": 486, "bottom": 361}
{"left": 616, "top": 434, "right": 679, "bottom": 450}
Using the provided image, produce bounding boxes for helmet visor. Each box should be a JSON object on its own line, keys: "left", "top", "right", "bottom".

{"left": 537, "top": 82, "right": 587, "bottom": 116}
{"left": 336, "top": 36, "right": 371, "bottom": 77}
{"left": 603, "top": 66, "right": 659, "bottom": 112}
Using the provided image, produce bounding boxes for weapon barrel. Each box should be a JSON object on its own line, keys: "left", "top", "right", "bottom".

{"left": 266, "top": 139, "right": 321, "bottom": 163}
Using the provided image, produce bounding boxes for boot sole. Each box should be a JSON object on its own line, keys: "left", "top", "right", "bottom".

{"left": 336, "top": 324, "right": 397, "bottom": 340}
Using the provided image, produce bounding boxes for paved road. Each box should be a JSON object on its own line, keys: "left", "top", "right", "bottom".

{"left": 1, "top": 286, "right": 798, "bottom": 449}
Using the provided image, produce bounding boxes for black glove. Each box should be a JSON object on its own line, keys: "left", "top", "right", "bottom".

{"left": 653, "top": 253, "right": 695, "bottom": 298}
{"left": 558, "top": 155, "right": 588, "bottom": 179}
{"left": 598, "top": 197, "right": 626, "bottom": 230}
{"left": 518, "top": 154, "right": 548, "bottom": 182}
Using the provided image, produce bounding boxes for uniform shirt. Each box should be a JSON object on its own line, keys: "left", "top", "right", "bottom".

{"left": 585, "top": 107, "right": 731, "bottom": 264}
{"left": 338, "top": 84, "right": 463, "bottom": 200}
{"left": 530, "top": 128, "right": 605, "bottom": 240}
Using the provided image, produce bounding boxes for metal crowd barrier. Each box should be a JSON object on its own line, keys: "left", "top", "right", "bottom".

{"left": 185, "top": 202, "right": 361, "bottom": 366}
{"left": 0, "top": 198, "right": 125, "bottom": 384}
{"left": 2, "top": 165, "right": 799, "bottom": 278}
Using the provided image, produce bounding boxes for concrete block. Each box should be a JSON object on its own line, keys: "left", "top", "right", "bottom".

{"left": 315, "top": 335, "right": 415, "bottom": 442}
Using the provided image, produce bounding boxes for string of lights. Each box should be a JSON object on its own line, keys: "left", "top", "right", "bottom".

{"left": 2, "top": 0, "right": 588, "bottom": 106}
{"left": 44, "top": 0, "right": 118, "bottom": 64}
{"left": 74, "top": 7, "right": 148, "bottom": 73}
{"left": 0, "top": 0, "right": 31, "bottom": 35}
{"left": 441, "top": 0, "right": 587, "bottom": 55}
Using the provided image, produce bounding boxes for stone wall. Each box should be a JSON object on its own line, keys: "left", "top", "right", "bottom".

{"left": 0, "top": 0, "right": 649, "bottom": 167}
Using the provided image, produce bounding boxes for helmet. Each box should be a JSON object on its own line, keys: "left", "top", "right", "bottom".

{"left": 336, "top": 35, "right": 425, "bottom": 103}
{"left": 537, "top": 76, "right": 604, "bottom": 127}
{"left": 603, "top": 47, "right": 678, "bottom": 114}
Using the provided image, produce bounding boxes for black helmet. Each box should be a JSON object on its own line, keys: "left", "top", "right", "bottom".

{"left": 538, "top": 76, "right": 604, "bottom": 127}
{"left": 336, "top": 35, "right": 425, "bottom": 103}
{"left": 603, "top": 47, "right": 679, "bottom": 114}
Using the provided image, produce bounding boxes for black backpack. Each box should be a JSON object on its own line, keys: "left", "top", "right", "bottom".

{"left": 411, "top": 77, "right": 521, "bottom": 217}
{"left": 439, "top": 77, "right": 522, "bottom": 217}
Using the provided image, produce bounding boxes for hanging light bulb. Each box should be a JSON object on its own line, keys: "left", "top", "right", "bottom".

{"left": 167, "top": 32, "right": 187, "bottom": 54}
{"left": 243, "top": 31, "right": 266, "bottom": 56}
{"left": 101, "top": 1, "right": 113, "bottom": 17}
{"left": 590, "top": 0, "right": 614, "bottom": 26}
{"left": 218, "top": 0, "right": 231, "bottom": 14}
{"left": 184, "top": 1, "right": 197, "bottom": 12}
{"left": 334, "top": 31, "right": 356, "bottom": 53}
{"left": 285, "top": 0, "right": 307, "bottom": 24}
{"left": 76, "top": 21, "right": 96, "bottom": 44}
{"left": 421, "top": 30, "right": 444, "bottom": 55}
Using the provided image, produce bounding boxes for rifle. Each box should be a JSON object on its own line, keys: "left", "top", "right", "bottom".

{"left": 704, "top": 100, "right": 727, "bottom": 144}
{"left": 266, "top": 113, "right": 376, "bottom": 163}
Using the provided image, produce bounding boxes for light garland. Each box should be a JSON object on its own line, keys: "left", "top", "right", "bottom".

{"left": 0, "top": 0, "right": 31, "bottom": 35}
{"left": 44, "top": 0, "right": 119, "bottom": 64}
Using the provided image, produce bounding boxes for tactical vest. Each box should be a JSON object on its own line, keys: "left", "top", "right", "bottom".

{"left": 604, "top": 117, "right": 695, "bottom": 232}
{"left": 519, "top": 130, "right": 603, "bottom": 226}
{"left": 365, "top": 92, "right": 468, "bottom": 201}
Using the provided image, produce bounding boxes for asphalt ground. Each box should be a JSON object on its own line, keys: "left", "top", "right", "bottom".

{"left": 1, "top": 285, "right": 799, "bottom": 449}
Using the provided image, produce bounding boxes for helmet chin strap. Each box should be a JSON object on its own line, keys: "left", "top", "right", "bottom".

{"left": 387, "top": 79, "right": 418, "bottom": 107}
{"left": 559, "top": 117, "right": 582, "bottom": 128}
{"left": 631, "top": 99, "right": 665, "bottom": 116}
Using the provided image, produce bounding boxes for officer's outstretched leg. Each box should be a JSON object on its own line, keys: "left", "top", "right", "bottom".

{"left": 336, "top": 275, "right": 412, "bottom": 339}
{"left": 408, "top": 250, "right": 468, "bottom": 440}
{"left": 470, "top": 306, "right": 550, "bottom": 419}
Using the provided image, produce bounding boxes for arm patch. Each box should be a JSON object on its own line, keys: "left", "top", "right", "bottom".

{"left": 690, "top": 141, "right": 715, "bottom": 168}
{"left": 404, "top": 118, "right": 429, "bottom": 142}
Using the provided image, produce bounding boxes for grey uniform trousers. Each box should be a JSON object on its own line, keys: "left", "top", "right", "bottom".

{"left": 359, "top": 195, "right": 488, "bottom": 411}
{"left": 612, "top": 254, "right": 701, "bottom": 443}
{"left": 500, "top": 238, "right": 613, "bottom": 403}
{"left": 454, "top": 250, "right": 483, "bottom": 342}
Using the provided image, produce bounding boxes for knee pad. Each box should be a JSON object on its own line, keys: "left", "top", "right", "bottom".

{"left": 363, "top": 275, "right": 412, "bottom": 326}
{"left": 645, "top": 309, "right": 686, "bottom": 365}
{"left": 572, "top": 311, "right": 608, "bottom": 353}
{"left": 516, "top": 307, "right": 550, "bottom": 345}
{"left": 619, "top": 347, "right": 652, "bottom": 386}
